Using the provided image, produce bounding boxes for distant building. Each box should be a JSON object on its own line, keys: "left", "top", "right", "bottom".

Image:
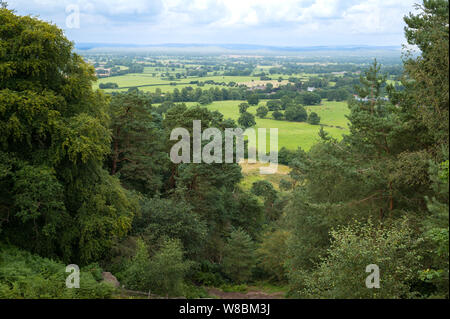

{"left": 353, "top": 95, "right": 389, "bottom": 102}
{"left": 307, "top": 87, "right": 316, "bottom": 92}
{"left": 95, "top": 68, "right": 111, "bottom": 78}
{"left": 249, "top": 85, "right": 266, "bottom": 91}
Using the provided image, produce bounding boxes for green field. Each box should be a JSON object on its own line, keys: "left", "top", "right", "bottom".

{"left": 181, "top": 99, "right": 349, "bottom": 151}
{"left": 94, "top": 71, "right": 262, "bottom": 93}
{"left": 94, "top": 68, "right": 349, "bottom": 151}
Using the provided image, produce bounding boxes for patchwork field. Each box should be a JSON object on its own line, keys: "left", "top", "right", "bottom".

{"left": 94, "top": 72, "right": 262, "bottom": 93}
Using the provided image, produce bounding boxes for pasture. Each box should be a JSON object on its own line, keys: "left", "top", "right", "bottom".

{"left": 181, "top": 99, "right": 349, "bottom": 151}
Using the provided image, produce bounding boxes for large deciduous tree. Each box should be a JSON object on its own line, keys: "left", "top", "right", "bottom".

{"left": 0, "top": 8, "right": 137, "bottom": 264}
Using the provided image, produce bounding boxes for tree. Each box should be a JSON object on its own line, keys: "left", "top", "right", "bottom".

{"left": 267, "top": 100, "right": 281, "bottom": 111}
{"left": 163, "top": 104, "right": 244, "bottom": 262}
{"left": 402, "top": 0, "right": 449, "bottom": 148}
{"left": 299, "top": 92, "right": 321, "bottom": 105}
{"left": 132, "top": 197, "right": 207, "bottom": 258}
{"left": 238, "top": 102, "right": 250, "bottom": 114}
{"left": 0, "top": 8, "right": 136, "bottom": 264}
{"left": 199, "top": 93, "right": 212, "bottom": 105}
{"left": 238, "top": 112, "right": 256, "bottom": 129}
{"left": 120, "top": 239, "right": 152, "bottom": 291}
{"left": 256, "top": 106, "right": 269, "bottom": 118}
{"left": 108, "top": 91, "right": 167, "bottom": 196}
{"left": 251, "top": 180, "right": 280, "bottom": 220}
{"left": 284, "top": 0, "right": 449, "bottom": 299}
{"left": 247, "top": 94, "right": 259, "bottom": 106}
{"left": 280, "top": 96, "right": 292, "bottom": 110}
{"left": 148, "top": 239, "right": 192, "bottom": 298}
{"left": 285, "top": 105, "right": 308, "bottom": 122}
{"left": 272, "top": 110, "right": 284, "bottom": 120}
{"left": 307, "top": 112, "right": 321, "bottom": 125}
{"left": 222, "top": 229, "right": 256, "bottom": 283}
{"left": 257, "top": 229, "right": 289, "bottom": 282}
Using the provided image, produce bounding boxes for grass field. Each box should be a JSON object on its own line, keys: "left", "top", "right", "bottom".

{"left": 239, "top": 160, "right": 292, "bottom": 191}
{"left": 93, "top": 65, "right": 320, "bottom": 94}
{"left": 181, "top": 99, "right": 349, "bottom": 151}
{"left": 94, "top": 72, "right": 262, "bottom": 93}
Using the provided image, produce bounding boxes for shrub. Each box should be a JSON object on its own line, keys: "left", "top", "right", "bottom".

{"left": 289, "top": 219, "right": 422, "bottom": 298}
{"left": 0, "top": 245, "right": 114, "bottom": 299}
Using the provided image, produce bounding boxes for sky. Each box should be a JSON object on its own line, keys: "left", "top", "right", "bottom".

{"left": 6, "top": 0, "right": 419, "bottom": 47}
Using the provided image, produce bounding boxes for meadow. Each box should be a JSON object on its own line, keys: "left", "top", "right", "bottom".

{"left": 181, "top": 99, "right": 350, "bottom": 151}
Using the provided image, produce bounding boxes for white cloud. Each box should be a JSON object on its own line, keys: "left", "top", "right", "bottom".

{"left": 6, "top": 0, "right": 419, "bottom": 45}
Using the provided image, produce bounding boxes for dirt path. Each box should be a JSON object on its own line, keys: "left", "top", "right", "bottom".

{"left": 206, "top": 287, "right": 285, "bottom": 299}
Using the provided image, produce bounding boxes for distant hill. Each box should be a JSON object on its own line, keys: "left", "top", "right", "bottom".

{"left": 75, "top": 43, "right": 401, "bottom": 55}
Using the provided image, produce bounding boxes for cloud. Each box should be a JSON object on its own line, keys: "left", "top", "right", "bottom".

{"left": 6, "top": 0, "right": 418, "bottom": 46}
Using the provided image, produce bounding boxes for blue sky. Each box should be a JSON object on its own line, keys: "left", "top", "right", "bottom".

{"left": 6, "top": 0, "right": 419, "bottom": 46}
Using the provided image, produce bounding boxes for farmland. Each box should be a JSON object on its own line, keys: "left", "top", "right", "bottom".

{"left": 178, "top": 99, "right": 349, "bottom": 151}
{"left": 89, "top": 54, "right": 367, "bottom": 152}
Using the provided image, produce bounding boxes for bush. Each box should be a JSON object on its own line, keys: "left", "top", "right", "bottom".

{"left": 0, "top": 245, "right": 114, "bottom": 299}
{"left": 289, "top": 219, "right": 422, "bottom": 298}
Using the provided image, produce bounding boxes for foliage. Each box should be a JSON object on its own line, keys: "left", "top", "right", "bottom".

{"left": 307, "top": 112, "right": 321, "bottom": 125}
{"left": 0, "top": 245, "right": 114, "bottom": 299}
{"left": 257, "top": 229, "right": 289, "bottom": 282}
{"left": 238, "top": 111, "right": 256, "bottom": 129}
{"left": 247, "top": 94, "right": 259, "bottom": 106}
{"left": 285, "top": 105, "right": 308, "bottom": 122}
{"left": 222, "top": 229, "right": 256, "bottom": 283}
{"left": 147, "top": 239, "right": 193, "bottom": 297}
{"left": 256, "top": 106, "right": 269, "bottom": 118}
{"left": 272, "top": 110, "right": 284, "bottom": 120}
{"left": 108, "top": 91, "right": 168, "bottom": 196}
{"left": 0, "top": 8, "right": 136, "bottom": 264}
{"left": 292, "top": 220, "right": 422, "bottom": 299}
{"left": 132, "top": 197, "right": 207, "bottom": 258}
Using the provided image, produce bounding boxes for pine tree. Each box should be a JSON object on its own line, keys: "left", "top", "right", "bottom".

{"left": 222, "top": 229, "right": 256, "bottom": 283}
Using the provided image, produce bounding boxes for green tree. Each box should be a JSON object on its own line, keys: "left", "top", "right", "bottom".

{"left": 285, "top": 105, "right": 307, "bottom": 122}
{"left": 132, "top": 197, "right": 207, "bottom": 258}
{"left": 120, "top": 238, "right": 152, "bottom": 291}
{"left": 257, "top": 229, "right": 289, "bottom": 282}
{"left": 238, "top": 112, "right": 256, "bottom": 129}
{"left": 256, "top": 106, "right": 269, "bottom": 118}
{"left": 0, "top": 8, "right": 136, "bottom": 263}
{"left": 238, "top": 102, "right": 250, "bottom": 114}
{"left": 247, "top": 94, "right": 259, "bottom": 106}
{"left": 272, "top": 110, "right": 284, "bottom": 120}
{"left": 108, "top": 91, "right": 167, "bottom": 196}
{"left": 267, "top": 100, "right": 281, "bottom": 111}
{"left": 222, "top": 229, "right": 256, "bottom": 283}
{"left": 148, "top": 239, "right": 192, "bottom": 298}
{"left": 307, "top": 112, "right": 321, "bottom": 125}
{"left": 300, "top": 92, "right": 322, "bottom": 105}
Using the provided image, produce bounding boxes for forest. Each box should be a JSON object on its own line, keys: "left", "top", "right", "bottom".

{"left": 0, "top": 0, "right": 448, "bottom": 299}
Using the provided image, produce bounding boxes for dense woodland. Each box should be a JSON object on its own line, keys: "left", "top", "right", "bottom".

{"left": 0, "top": 0, "right": 448, "bottom": 299}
